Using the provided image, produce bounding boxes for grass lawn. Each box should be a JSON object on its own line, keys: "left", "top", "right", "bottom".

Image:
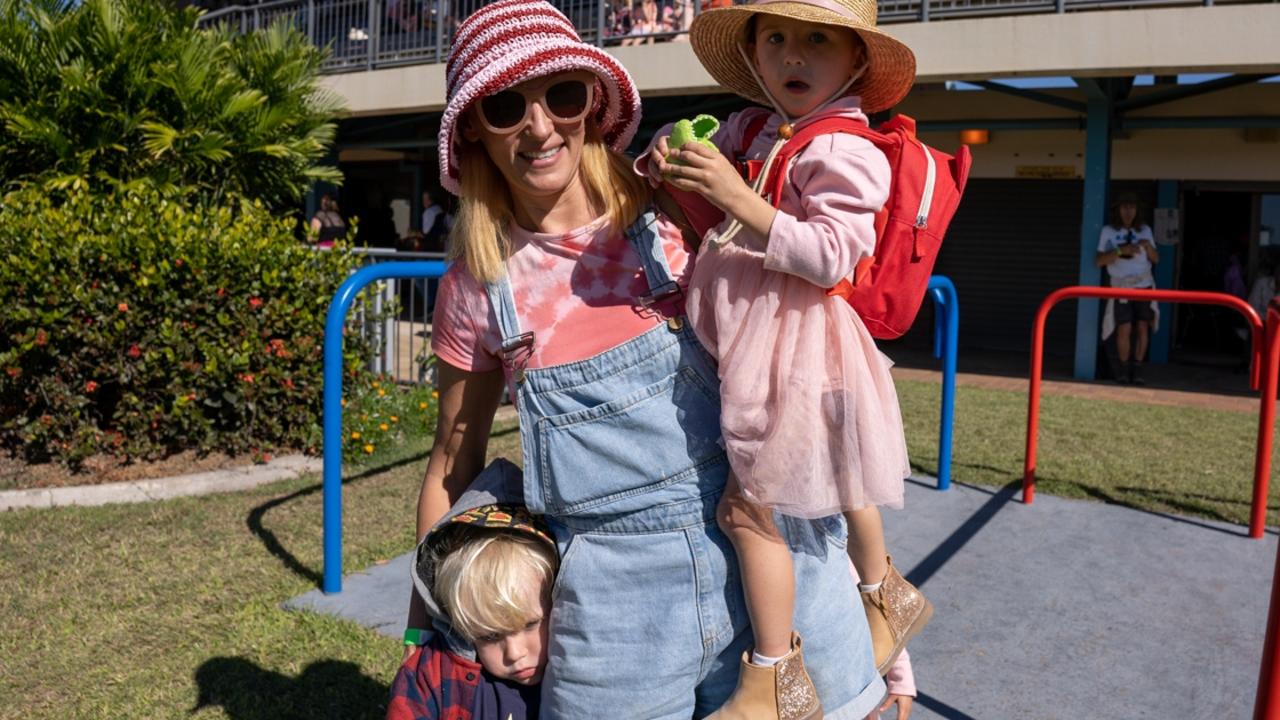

{"left": 2, "top": 379, "right": 1277, "bottom": 718}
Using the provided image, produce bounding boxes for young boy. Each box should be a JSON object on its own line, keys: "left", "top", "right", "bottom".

{"left": 387, "top": 459, "right": 557, "bottom": 720}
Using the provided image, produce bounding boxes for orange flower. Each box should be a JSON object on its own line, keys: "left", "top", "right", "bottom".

{"left": 117, "top": 303, "right": 128, "bottom": 313}
{"left": 389, "top": 416, "right": 398, "bottom": 423}
{"left": 363, "top": 444, "right": 375, "bottom": 454}
{"left": 241, "top": 373, "right": 255, "bottom": 384}
{"left": 377, "top": 388, "right": 386, "bottom": 397}
{"left": 350, "top": 431, "right": 361, "bottom": 440}
{"left": 418, "top": 402, "right": 428, "bottom": 410}
{"left": 34, "top": 329, "right": 48, "bottom": 347}
{"left": 379, "top": 423, "right": 389, "bottom": 431}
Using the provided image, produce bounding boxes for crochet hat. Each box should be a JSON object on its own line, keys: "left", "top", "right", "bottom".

{"left": 689, "top": 0, "right": 916, "bottom": 114}
{"left": 438, "top": 0, "right": 643, "bottom": 195}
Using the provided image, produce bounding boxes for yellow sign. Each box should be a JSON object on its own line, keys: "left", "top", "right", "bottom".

{"left": 1015, "top": 165, "right": 1077, "bottom": 179}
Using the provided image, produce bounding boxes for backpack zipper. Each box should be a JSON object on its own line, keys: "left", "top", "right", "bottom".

{"left": 915, "top": 140, "right": 937, "bottom": 229}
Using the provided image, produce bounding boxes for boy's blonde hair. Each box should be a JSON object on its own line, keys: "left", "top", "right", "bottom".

{"left": 449, "top": 121, "right": 651, "bottom": 283}
{"left": 433, "top": 527, "right": 559, "bottom": 642}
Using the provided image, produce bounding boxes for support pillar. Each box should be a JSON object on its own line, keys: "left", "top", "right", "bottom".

{"left": 1149, "top": 180, "right": 1179, "bottom": 364}
{"left": 1073, "top": 87, "right": 1113, "bottom": 380}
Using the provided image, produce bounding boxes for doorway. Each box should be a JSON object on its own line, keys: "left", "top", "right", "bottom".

{"left": 1173, "top": 189, "right": 1254, "bottom": 363}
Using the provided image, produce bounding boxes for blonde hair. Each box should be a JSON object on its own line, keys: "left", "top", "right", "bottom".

{"left": 433, "top": 528, "right": 559, "bottom": 642}
{"left": 449, "top": 121, "right": 651, "bottom": 283}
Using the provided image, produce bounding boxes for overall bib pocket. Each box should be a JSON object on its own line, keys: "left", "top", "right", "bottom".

{"left": 535, "top": 366, "right": 722, "bottom": 514}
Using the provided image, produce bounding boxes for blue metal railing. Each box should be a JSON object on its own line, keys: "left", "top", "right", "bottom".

{"left": 323, "top": 260, "right": 448, "bottom": 593}
{"left": 319, "top": 264, "right": 960, "bottom": 592}
{"left": 927, "top": 275, "right": 959, "bottom": 491}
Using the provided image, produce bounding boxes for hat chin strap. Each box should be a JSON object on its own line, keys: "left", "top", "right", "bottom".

{"left": 711, "top": 44, "right": 866, "bottom": 248}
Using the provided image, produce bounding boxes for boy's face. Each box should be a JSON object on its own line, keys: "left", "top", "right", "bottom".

{"left": 750, "top": 15, "right": 864, "bottom": 119}
{"left": 473, "top": 577, "right": 551, "bottom": 686}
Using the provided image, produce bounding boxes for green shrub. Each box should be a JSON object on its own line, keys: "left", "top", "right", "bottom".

{"left": 0, "top": 182, "right": 379, "bottom": 465}
{"left": 342, "top": 373, "right": 440, "bottom": 462}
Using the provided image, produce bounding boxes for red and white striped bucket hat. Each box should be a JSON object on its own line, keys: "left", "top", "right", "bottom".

{"left": 438, "top": 0, "right": 643, "bottom": 195}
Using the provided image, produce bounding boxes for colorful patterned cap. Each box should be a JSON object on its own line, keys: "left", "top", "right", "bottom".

{"left": 444, "top": 503, "right": 554, "bottom": 549}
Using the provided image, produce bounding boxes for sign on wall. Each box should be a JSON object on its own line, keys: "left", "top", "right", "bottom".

{"left": 1154, "top": 207, "right": 1180, "bottom": 245}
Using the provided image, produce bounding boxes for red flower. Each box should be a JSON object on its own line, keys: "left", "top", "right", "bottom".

{"left": 175, "top": 258, "right": 184, "bottom": 267}
{"left": 241, "top": 373, "right": 255, "bottom": 384}
{"left": 217, "top": 287, "right": 226, "bottom": 297}
{"left": 5, "top": 367, "right": 19, "bottom": 378}
{"left": 249, "top": 297, "right": 263, "bottom": 309}
{"left": 34, "top": 329, "right": 48, "bottom": 347}
{"left": 127, "top": 345, "right": 141, "bottom": 359}
{"left": 282, "top": 378, "right": 295, "bottom": 390}
{"left": 117, "top": 303, "right": 128, "bottom": 313}
{"left": 85, "top": 380, "right": 99, "bottom": 393}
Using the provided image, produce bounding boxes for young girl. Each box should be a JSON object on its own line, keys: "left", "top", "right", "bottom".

{"left": 642, "top": 0, "right": 930, "bottom": 715}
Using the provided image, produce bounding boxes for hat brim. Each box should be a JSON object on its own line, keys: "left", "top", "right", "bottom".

{"left": 690, "top": 3, "right": 916, "bottom": 114}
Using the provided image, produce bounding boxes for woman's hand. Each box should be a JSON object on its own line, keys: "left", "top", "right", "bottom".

{"left": 874, "top": 693, "right": 913, "bottom": 719}
{"left": 643, "top": 135, "right": 671, "bottom": 188}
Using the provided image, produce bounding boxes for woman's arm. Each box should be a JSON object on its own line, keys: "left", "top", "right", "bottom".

{"left": 405, "top": 361, "right": 506, "bottom": 631}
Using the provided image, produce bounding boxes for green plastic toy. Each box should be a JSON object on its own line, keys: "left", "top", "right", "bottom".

{"left": 666, "top": 114, "right": 721, "bottom": 168}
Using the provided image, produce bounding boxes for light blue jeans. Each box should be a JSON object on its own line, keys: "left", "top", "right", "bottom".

{"left": 485, "top": 210, "right": 885, "bottom": 719}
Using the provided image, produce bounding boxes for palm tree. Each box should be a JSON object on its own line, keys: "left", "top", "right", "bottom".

{"left": 0, "top": 0, "right": 343, "bottom": 209}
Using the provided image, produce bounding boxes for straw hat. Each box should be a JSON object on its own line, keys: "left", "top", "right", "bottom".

{"left": 689, "top": 0, "right": 916, "bottom": 114}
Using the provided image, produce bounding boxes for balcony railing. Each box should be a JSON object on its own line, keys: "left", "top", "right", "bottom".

{"left": 199, "top": 0, "right": 1253, "bottom": 73}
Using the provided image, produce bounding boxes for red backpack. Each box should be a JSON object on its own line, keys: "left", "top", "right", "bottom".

{"left": 663, "top": 110, "right": 972, "bottom": 339}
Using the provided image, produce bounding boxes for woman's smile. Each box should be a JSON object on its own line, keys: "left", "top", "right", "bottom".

{"left": 518, "top": 144, "right": 564, "bottom": 168}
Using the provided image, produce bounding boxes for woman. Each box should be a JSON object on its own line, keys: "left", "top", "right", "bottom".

{"left": 406, "top": 2, "right": 884, "bottom": 718}
{"left": 309, "top": 193, "right": 347, "bottom": 248}
{"left": 1096, "top": 192, "right": 1159, "bottom": 384}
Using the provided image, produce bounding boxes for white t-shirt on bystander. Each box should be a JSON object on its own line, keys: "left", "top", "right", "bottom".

{"left": 1098, "top": 224, "right": 1156, "bottom": 287}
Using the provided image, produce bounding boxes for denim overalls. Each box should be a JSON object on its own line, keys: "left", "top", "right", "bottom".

{"left": 483, "top": 209, "right": 885, "bottom": 719}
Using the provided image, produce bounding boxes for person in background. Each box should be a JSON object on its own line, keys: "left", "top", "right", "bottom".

{"left": 622, "top": 0, "right": 670, "bottom": 45}
{"left": 309, "top": 193, "right": 347, "bottom": 248}
{"left": 421, "top": 189, "right": 448, "bottom": 252}
{"left": 1097, "top": 192, "right": 1158, "bottom": 385}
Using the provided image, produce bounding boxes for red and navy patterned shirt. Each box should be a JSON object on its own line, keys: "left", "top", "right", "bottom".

{"left": 386, "top": 635, "right": 538, "bottom": 720}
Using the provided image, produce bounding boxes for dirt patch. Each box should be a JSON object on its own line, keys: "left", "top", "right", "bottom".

{"left": 0, "top": 450, "right": 265, "bottom": 492}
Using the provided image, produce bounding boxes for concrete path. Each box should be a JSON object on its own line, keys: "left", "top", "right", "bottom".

{"left": 0, "top": 454, "right": 321, "bottom": 511}
{"left": 285, "top": 476, "right": 1277, "bottom": 719}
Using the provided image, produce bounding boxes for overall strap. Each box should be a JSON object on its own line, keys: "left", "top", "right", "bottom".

{"left": 483, "top": 273, "right": 535, "bottom": 374}
{"left": 625, "top": 208, "right": 681, "bottom": 309}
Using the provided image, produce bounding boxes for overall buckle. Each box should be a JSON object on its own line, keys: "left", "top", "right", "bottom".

{"left": 501, "top": 332, "right": 535, "bottom": 383}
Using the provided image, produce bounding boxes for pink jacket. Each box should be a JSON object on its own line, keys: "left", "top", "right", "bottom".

{"left": 640, "top": 97, "right": 891, "bottom": 289}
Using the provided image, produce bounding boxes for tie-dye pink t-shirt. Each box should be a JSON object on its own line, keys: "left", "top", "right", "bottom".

{"left": 431, "top": 215, "right": 692, "bottom": 376}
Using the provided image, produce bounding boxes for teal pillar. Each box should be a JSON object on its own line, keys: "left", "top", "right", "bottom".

{"left": 1149, "top": 180, "right": 1178, "bottom": 364}
{"left": 1073, "top": 93, "right": 1112, "bottom": 380}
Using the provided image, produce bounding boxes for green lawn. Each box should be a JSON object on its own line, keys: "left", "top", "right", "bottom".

{"left": 2, "top": 380, "right": 1277, "bottom": 719}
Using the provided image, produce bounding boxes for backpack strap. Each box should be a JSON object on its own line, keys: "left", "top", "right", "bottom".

{"left": 736, "top": 110, "right": 772, "bottom": 185}
{"left": 760, "top": 117, "right": 876, "bottom": 208}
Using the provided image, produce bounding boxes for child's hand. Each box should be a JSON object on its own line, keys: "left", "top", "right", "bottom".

{"left": 643, "top": 135, "right": 672, "bottom": 188}
{"left": 874, "top": 694, "right": 913, "bottom": 719}
{"left": 660, "top": 141, "right": 750, "bottom": 212}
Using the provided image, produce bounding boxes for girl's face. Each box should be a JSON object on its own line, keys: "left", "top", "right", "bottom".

{"left": 751, "top": 15, "right": 864, "bottom": 119}
{"left": 463, "top": 72, "right": 595, "bottom": 211}
{"left": 1119, "top": 203, "right": 1137, "bottom": 227}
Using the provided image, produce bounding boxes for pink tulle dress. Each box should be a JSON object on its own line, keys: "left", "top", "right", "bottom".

{"left": 682, "top": 99, "right": 910, "bottom": 518}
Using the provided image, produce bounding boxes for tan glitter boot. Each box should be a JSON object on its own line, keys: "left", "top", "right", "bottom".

{"left": 705, "top": 633, "right": 823, "bottom": 720}
{"left": 862, "top": 555, "right": 933, "bottom": 675}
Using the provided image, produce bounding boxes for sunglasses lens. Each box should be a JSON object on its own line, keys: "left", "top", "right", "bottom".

{"left": 545, "top": 80, "right": 590, "bottom": 121}
{"left": 480, "top": 91, "right": 527, "bottom": 129}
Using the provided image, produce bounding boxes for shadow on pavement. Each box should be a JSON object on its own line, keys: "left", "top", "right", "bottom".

{"left": 903, "top": 479, "right": 1020, "bottom": 589}
{"left": 192, "top": 657, "right": 388, "bottom": 720}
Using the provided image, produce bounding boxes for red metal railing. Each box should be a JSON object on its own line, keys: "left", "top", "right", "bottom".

{"left": 1254, "top": 299, "right": 1280, "bottom": 720}
{"left": 1022, "top": 287, "right": 1271, "bottom": 538}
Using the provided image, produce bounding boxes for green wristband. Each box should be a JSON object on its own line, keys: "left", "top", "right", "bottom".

{"left": 403, "top": 628, "right": 427, "bottom": 646}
